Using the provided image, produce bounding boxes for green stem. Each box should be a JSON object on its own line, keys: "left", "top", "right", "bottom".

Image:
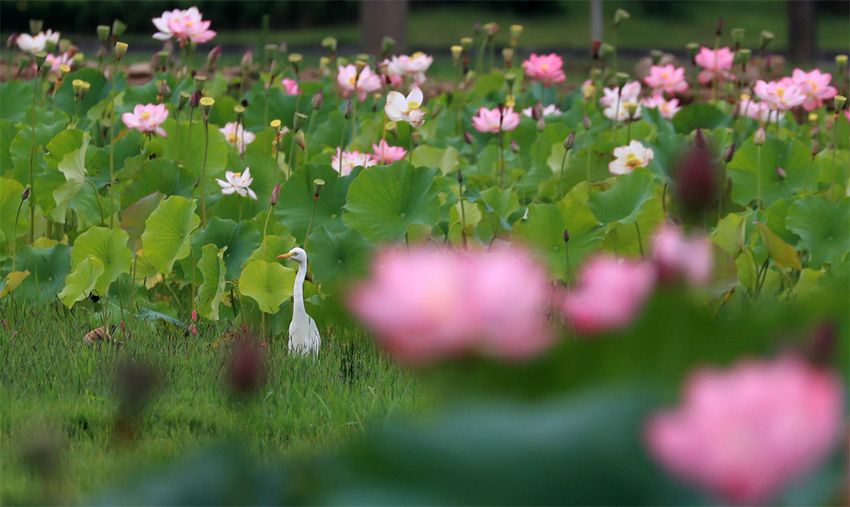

{"left": 201, "top": 116, "right": 210, "bottom": 226}
{"left": 13, "top": 199, "right": 25, "bottom": 271}
{"left": 635, "top": 221, "right": 644, "bottom": 260}
{"left": 109, "top": 62, "right": 118, "bottom": 229}
{"left": 28, "top": 71, "right": 38, "bottom": 244}
{"left": 559, "top": 147, "right": 569, "bottom": 198}
{"left": 85, "top": 179, "right": 105, "bottom": 225}
{"left": 498, "top": 128, "right": 505, "bottom": 188}
{"left": 756, "top": 144, "right": 762, "bottom": 210}
{"left": 304, "top": 197, "right": 317, "bottom": 250}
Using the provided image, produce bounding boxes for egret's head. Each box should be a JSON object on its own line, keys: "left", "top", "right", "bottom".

{"left": 276, "top": 247, "right": 307, "bottom": 264}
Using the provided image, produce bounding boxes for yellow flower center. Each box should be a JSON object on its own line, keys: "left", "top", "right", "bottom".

{"left": 661, "top": 72, "right": 669, "bottom": 79}
{"left": 349, "top": 77, "right": 356, "bottom": 86}
{"left": 806, "top": 79, "right": 817, "bottom": 92}
{"left": 541, "top": 64, "right": 549, "bottom": 71}
{"left": 776, "top": 87, "right": 785, "bottom": 98}
{"left": 407, "top": 101, "right": 420, "bottom": 110}
{"left": 412, "top": 52, "right": 424, "bottom": 59}
{"left": 625, "top": 153, "right": 642, "bottom": 169}
{"left": 228, "top": 133, "right": 237, "bottom": 143}
{"left": 185, "top": 20, "right": 194, "bottom": 27}
{"left": 233, "top": 172, "right": 241, "bottom": 179}
{"left": 141, "top": 112, "right": 151, "bottom": 120}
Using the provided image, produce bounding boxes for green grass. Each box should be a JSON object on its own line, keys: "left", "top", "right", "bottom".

{"left": 0, "top": 304, "right": 423, "bottom": 504}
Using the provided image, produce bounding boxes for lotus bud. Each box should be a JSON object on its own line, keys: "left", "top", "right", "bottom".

{"left": 530, "top": 101, "right": 543, "bottom": 121}
{"left": 582, "top": 114, "right": 592, "bottom": 130}
{"left": 319, "top": 56, "right": 330, "bottom": 74}
{"left": 189, "top": 91, "right": 201, "bottom": 109}
{"left": 6, "top": 33, "right": 18, "bottom": 50}
{"left": 675, "top": 144, "right": 719, "bottom": 220}
{"left": 759, "top": 30, "right": 775, "bottom": 50}
{"left": 310, "top": 90, "right": 324, "bottom": 111}
{"left": 836, "top": 55, "right": 848, "bottom": 74}
{"left": 241, "top": 49, "right": 253, "bottom": 70}
{"left": 775, "top": 166, "right": 786, "bottom": 180}
{"left": 29, "top": 19, "right": 43, "bottom": 35}
{"left": 380, "top": 36, "right": 396, "bottom": 57}
{"left": 206, "top": 45, "right": 221, "bottom": 68}
{"left": 288, "top": 53, "right": 302, "bottom": 73}
{"left": 294, "top": 130, "right": 306, "bottom": 151}
{"left": 355, "top": 59, "right": 367, "bottom": 74}
{"left": 686, "top": 42, "right": 700, "bottom": 59}
{"left": 344, "top": 100, "right": 353, "bottom": 119}
{"left": 834, "top": 95, "right": 847, "bottom": 111}
{"left": 457, "top": 170, "right": 463, "bottom": 184}
{"left": 716, "top": 18, "right": 724, "bottom": 37}
{"left": 754, "top": 127, "right": 766, "bottom": 146}
{"left": 614, "top": 8, "right": 630, "bottom": 27}
{"left": 510, "top": 24, "right": 523, "bottom": 46}
{"left": 615, "top": 71, "right": 629, "bottom": 88}
{"left": 488, "top": 22, "right": 500, "bottom": 37}
{"left": 199, "top": 97, "right": 214, "bottom": 116}
{"left": 650, "top": 49, "right": 663, "bottom": 65}
{"left": 293, "top": 112, "right": 308, "bottom": 132}
{"left": 21, "top": 187, "right": 30, "bottom": 201}
{"left": 506, "top": 139, "right": 518, "bottom": 154}
{"left": 157, "top": 80, "right": 170, "bottom": 99}
{"left": 723, "top": 143, "right": 735, "bottom": 163}
{"left": 563, "top": 229, "right": 570, "bottom": 243}
{"left": 582, "top": 80, "right": 596, "bottom": 99}
{"left": 178, "top": 90, "right": 191, "bottom": 110}
{"left": 33, "top": 51, "right": 47, "bottom": 68}
{"left": 270, "top": 183, "right": 281, "bottom": 205}
{"left": 114, "top": 42, "right": 128, "bottom": 62}
{"left": 38, "top": 61, "right": 51, "bottom": 76}
{"left": 464, "top": 131, "right": 474, "bottom": 144}
{"left": 502, "top": 47, "right": 514, "bottom": 67}
{"left": 461, "top": 37, "right": 473, "bottom": 51}
{"left": 731, "top": 28, "right": 745, "bottom": 46}
{"left": 193, "top": 74, "right": 207, "bottom": 92}
{"left": 694, "top": 128, "right": 707, "bottom": 150}
{"left": 599, "top": 43, "right": 615, "bottom": 60}
{"left": 564, "top": 131, "right": 576, "bottom": 151}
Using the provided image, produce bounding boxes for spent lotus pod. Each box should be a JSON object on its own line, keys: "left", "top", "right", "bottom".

{"left": 178, "top": 90, "right": 191, "bottom": 109}
{"left": 650, "top": 49, "right": 663, "bottom": 65}
{"left": 30, "top": 19, "right": 43, "bottom": 35}
{"left": 381, "top": 36, "right": 395, "bottom": 56}
{"left": 97, "top": 25, "right": 110, "bottom": 42}
{"left": 44, "top": 37, "right": 58, "bottom": 54}
{"left": 73, "top": 52, "right": 84, "bottom": 66}
{"left": 736, "top": 48, "right": 752, "bottom": 66}
{"left": 321, "top": 36, "right": 338, "bottom": 53}
{"left": 502, "top": 47, "right": 514, "bottom": 65}
{"left": 112, "top": 19, "right": 127, "bottom": 37}
{"left": 835, "top": 95, "right": 847, "bottom": 110}
{"left": 731, "top": 28, "right": 745, "bottom": 46}
{"left": 614, "top": 8, "right": 631, "bottom": 26}
{"left": 836, "top": 55, "right": 847, "bottom": 74}
{"left": 759, "top": 30, "right": 775, "bottom": 50}
{"left": 199, "top": 96, "right": 214, "bottom": 116}
{"left": 114, "top": 42, "right": 128, "bottom": 61}
{"left": 58, "top": 38, "right": 71, "bottom": 53}
{"left": 615, "top": 71, "right": 629, "bottom": 88}
{"left": 460, "top": 37, "right": 473, "bottom": 51}
{"left": 33, "top": 50, "right": 47, "bottom": 68}
{"left": 754, "top": 127, "right": 766, "bottom": 146}
{"left": 599, "top": 43, "right": 615, "bottom": 60}
{"left": 464, "top": 131, "right": 474, "bottom": 144}
{"left": 293, "top": 112, "right": 308, "bottom": 132}
{"left": 288, "top": 53, "right": 302, "bottom": 71}
{"left": 510, "top": 24, "right": 523, "bottom": 45}
{"left": 450, "top": 45, "right": 462, "bottom": 62}
{"left": 156, "top": 50, "right": 170, "bottom": 69}
{"left": 686, "top": 42, "right": 700, "bottom": 59}
{"left": 313, "top": 178, "right": 325, "bottom": 197}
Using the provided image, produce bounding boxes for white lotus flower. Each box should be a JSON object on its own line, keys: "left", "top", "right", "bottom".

{"left": 216, "top": 168, "right": 257, "bottom": 199}
{"left": 17, "top": 30, "right": 60, "bottom": 53}
{"left": 609, "top": 140, "right": 654, "bottom": 175}
{"left": 385, "top": 87, "right": 426, "bottom": 127}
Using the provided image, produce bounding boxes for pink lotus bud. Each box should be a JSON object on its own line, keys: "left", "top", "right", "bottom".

{"left": 510, "top": 139, "right": 520, "bottom": 153}
{"left": 754, "top": 127, "right": 766, "bottom": 145}
{"left": 6, "top": 33, "right": 18, "bottom": 50}
{"left": 722, "top": 143, "right": 735, "bottom": 163}
{"left": 241, "top": 49, "right": 253, "bottom": 69}
{"left": 651, "top": 225, "right": 713, "bottom": 286}
{"left": 675, "top": 144, "right": 719, "bottom": 220}
{"left": 775, "top": 165, "right": 786, "bottom": 180}
{"left": 191, "top": 309, "right": 198, "bottom": 322}
{"left": 189, "top": 91, "right": 201, "bottom": 108}
{"left": 464, "top": 131, "right": 474, "bottom": 144}
{"left": 270, "top": 183, "right": 281, "bottom": 205}
{"left": 21, "top": 188, "right": 30, "bottom": 201}
{"left": 311, "top": 89, "right": 323, "bottom": 110}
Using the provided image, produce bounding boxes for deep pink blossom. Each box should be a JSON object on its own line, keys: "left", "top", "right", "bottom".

{"left": 754, "top": 78, "right": 806, "bottom": 110}
{"left": 522, "top": 53, "right": 567, "bottom": 85}
{"left": 152, "top": 7, "right": 216, "bottom": 45}
{"left": 561, "top": 255, "right": 656, "bottom": 335}
{"left": 122, "top": 103, "right": 169, "bottom": 138}
{"left": 646, "top": 356, "right": 844, "bottom": 505}
{"left": 471, "top": 106, "right": 520, "bottom": 133}
{"left": 651, "top": 225, "right": 713, "bottom": 285}
{"left": 694, "top": 47, "right": 734, "bottom": 84}
{"left": 791, "top": 68, "right": 838, "bottom": 111}
{"left": 372, "top": 139, "right": 407, "bottom": 164}
{"left": 644, "top": 64, "right": 688, "bottom": 95}
{"left": 281, "top": 78, "right": 299, "bottom": 95}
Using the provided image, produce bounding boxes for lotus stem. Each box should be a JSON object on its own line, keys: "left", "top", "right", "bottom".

{"left": 200, "top": 114, "right": 210, "bottom": 226}
{"left": 635, "top": 221, "right": 644, "bottom": 260}
{"left": 28, "top": 66, "right": 38, "bottom": 244}
{"left": 108, "top": 60, "right": 118, "bottom": 229}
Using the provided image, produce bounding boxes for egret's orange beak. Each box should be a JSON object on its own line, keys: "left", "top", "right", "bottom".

{"left": 276, "top": 253, "right": 295, "bottom": 259}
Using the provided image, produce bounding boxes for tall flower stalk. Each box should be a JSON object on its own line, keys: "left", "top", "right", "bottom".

{"left": 199, "top": 97, "right": 215, "bottom": 226}
{"left": 108, "top": 42, "right": 127, "bottom": 229}
{"left": 27, "top": 52, "right": 43, "bottom": 243}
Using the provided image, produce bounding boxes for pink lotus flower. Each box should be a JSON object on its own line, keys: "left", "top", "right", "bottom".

{"left": 521, "top": 104, "right": 562, "bottom": 118}
{"left": 600, "top": 81, "right": 642, "bottom": 107}
{"left": 694, "top": 47, "right": 735, "bottom": 84}
{"left": 372, "top": 139, "right": 407, "bottom": 164}
{"left": 332, "top": 148, "right": 377, "bottom": 176}
{"left": 754, "top": 78, "right": 806, "bottom": 110}
{"left": 609, "top": 140, "right": 654, "bottom": 175}
{"left": 348, "top": 247, "right": 552, "bottom": 364}
{"left": 281, "top": 78, "right": 299, "bottom": 95}
{"left": 651, "top": 224, "right": 713, "bottom": 285}
{"left": 383, "top": 52, "right": 434, "bottom": 87}
{"left": 216, "top": 168, "right": 257, "bottom": 200}
{"left": 581, "top": 79, "right": 596, "bottom": 99}
{"left": 791, "top": 68, "right": 838, "bottom": 111}
{"left": 644, "top": 64, "right": 688, "bottom": 95}
{"left": 641, "top": 94, "right": 681, "bottom": 120}
{"left": 739, "top": 95, "right": 785, "bottom": 123}
{"left": 122, "top": 103, "right": 169, "bottom": 138}
{"left": 219, "top": 122, "right": 256, "bottom": 155}
{"left": 16, "top": 29, "right": 59, "bottom": 54}
{"left": 471, "top": 106, "right": 520, "bottom": 133}
{"left": 646, "top": 356, "right": 844, "bottom": 505}
{"left": 522, "top": 53, "right": 567, "bottom": 86}
{"left": 45, "top": 51, "right": 73, "bottom": 72}
{"left": 561, "top": 255, "right": 656, "bottom": 335}
{"left": 337, "top": 64, "right": 383, "bottom": 102}
{"left": 152, "top": 7, "right": 216, "bottom": 46}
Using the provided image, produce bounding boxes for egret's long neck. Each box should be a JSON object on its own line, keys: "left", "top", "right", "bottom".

{"left": 293, "top": 259, "right": 307, "bottom": 314}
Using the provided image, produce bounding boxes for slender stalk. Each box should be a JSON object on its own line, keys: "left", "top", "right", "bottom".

{"left": 108, "top": 61, "right": 118, "bottom": 228}
{"left": 635, "top": 222, "right": 645, "bottom": 260}
{"left": 304, "top": 196, "right": 317, "bottom": 251}
{"left": 351, "top": 98, "right": 358, "bottom": 141}
{"left": 13, "top": 199, "right": 25, "bottom": 271}
{"left": 564, "top": 242, "right": 571, "bottom": 286}
{"left": 718, "top": 161, "right": 728, "bottom": 223}
{"left": 85, "top": 179, "right": 105, "bottom": 225}
{"left": 28, "top": 70, "right": 38, "bottom": 244}
{"left": 756, "top": 144, "right": 762, "bottom": 210}
{"left": 498, "top": 128, "right": 505, "bottom": 188}
{"left": 458, "top": 176, "right": 467, "bottom": 250}
{"left": 304, "top": 109, "right": 318, "bottom": 163}
{"left": 559, "top": 146, "right": 569, "bottom": 198}
{"left": 586, "top": 144, "right": 593, "bottom": 200}
{"left": 200, "top": 116, "right": 210, "bottom": 226}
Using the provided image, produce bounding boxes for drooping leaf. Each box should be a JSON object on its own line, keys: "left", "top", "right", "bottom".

{"left": 51, "top": 132, "right": 91, "bottom": 223}
{"left": 121, "top": 192, "right": 165, "bottom": 253}
{"left": 0, "top": 270, "right": 30, "bottom": 299}
{"left": 70, "top": 226, "right": 132, "bottom": 294}
{"left": 755, "top": 222, "right": 802, "bottom": 270}
{"left": 0, "top": 177, "right": 27, "bottom": 245}
{"left": 587, "top": 168, "right": 657, "bottom": 225}
{"left": 711, "top": 210, "right": 752, "bottom": 258}
{"left": 238, "top": 259, "right": 296, "bottom": 314}
{"left": 197, "top": 244, "right": 227, "bottom": 320}
{"left": 786, "top": 196, "right": 850, "bottom": 268}
{"left": 58, "top": 257, "right": 105, "bottom": 307}
{"left": 141, "top": 196, "right": 201, "bottom": 274}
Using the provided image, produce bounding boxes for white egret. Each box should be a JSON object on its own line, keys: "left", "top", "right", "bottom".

{"left": 276, "top": 247, "right": 321, "bottom": 355}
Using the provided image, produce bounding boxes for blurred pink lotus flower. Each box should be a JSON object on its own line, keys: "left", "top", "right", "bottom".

{"left": 348, "top": 247, "right": 552, "bottom": 364}
{"left": 754, "top": 78, "right": 806, "bottom": 110}
{"left": 219, "top": 122, "right": 256, "bottom": 155}
{"left": 522, "top": 53, "right": 567, "bottom": 86}
{"left": 385, "top": 87, "right": 427, "bottom": 127}
{"left": 45, "top": 51, "right": 73, "bottom": 72}
{"left": 383, "top": 52, "right": 434, "bottom": 87}
{"left": 651, "top": 224, "right": 713, "bottom": 285}
{"left": 332, "top": 148, "right": 377, "bottom": 176}
{"left": 371, "top": 139, "right": 407, "bottom": 164}
{"left": 791, "top": 68, "right": 838, "bottom": 111}
{"left": 641, "top": 94, "right": 681, "bottom": 120}
{"left": 122, "top": 103, "right": 169, "bottom": 138}
{"left": 739, "top": 95, "right": 785, "bottom": 123}
{"left": 694, "top": 46, "right": 734, "bottom": 84}
{"left": 16, "top": 29, "right": 59, "bottom": 53}
{"left": 561, "top": 255, "right": 656, "bottom": 335}
{"left": 471, "top": 106, "right": 520, "bottom": 133}
{"left": 644, "top": 64, "right": 688, "bottom": 95}
{"left": 281, "top": 78, "right": 300, "bottom": 95}
{"left": 600, "top": 81, "right": 642, "bottom": 107}
{"left": 609, "top": 140, "right": 654, "bottom": 175}
{"left": 337, "top": 64, "right": 382, "bottom": 102}
{"left": 646, "top": 356, "right": 844, "bottom": 505}
{"left": 581, "top": 79, "right": 596, "bottom": 99}
{"left": 152, "top": 7, "right": 216, "bottom": 46}
{"left": 521, "top": 104, "right": 562, "bottom": 118}
{"left": 216, "top": 168, "right": 257, "bottom": 200}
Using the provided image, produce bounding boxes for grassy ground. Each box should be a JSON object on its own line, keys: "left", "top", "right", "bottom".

{"left": 0, "top": 304, "right": 423, "bottom": 504}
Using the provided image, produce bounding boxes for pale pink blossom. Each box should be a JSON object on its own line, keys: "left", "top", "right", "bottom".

{"left": 754, "top": 78, "right": 806, "bottom": 110}
{"left": 522, "top": 104, "right": 562, "bottom": 118}
{"left": 383, "top": 52, "right": 434, "bottom": 86}
{"left": 471, "top": 106, "right": 520, "bottom": 133}
{"left": 522, "top": 53, "right": 567, "bottom": 86}
{"left": 152, "top": 7, "right": 216, "bottom": 46}
{"left": 646, "top": 356, "right": 844, "bottom": 505}
{"left": 791, "top": 68, "right": 838, "bottom": 111}
{"left": 281, "top": 78, "right": 300, "bottom": 95}
{"left": 644, "top": 64, "right": 689, "bottom": 95}
{"left": 337, "top": 64, "right": 383, "bottom": 102}
{"left": 372, "top": 139, "right": 407, "bottom": 164}
{"left": 122, "top": 103, "right": 169, "bottom": 138}
{"left": 45, "top": 51, "right": 73, "bottom": 72}
{"left": 16, "top": 29, "right": 59, "bottom": 53}
{"left": 348, "top": 247, "right": 552, "bottom": 363}
{"left": 561, "top": 255, "right": 656, "bottom": 335}
{"left": 216, "top": 168, "right": 257, "bottom": 200}
{"left": 385, "top": 87, "right": 426, "bottom": 127}
{"left": 609, "top": 140, "right": 654, "bottom": 175}
{"left": 651, "top": 225, "right": 713, "bottom": 285}
{"left": 694, "top": 46, "right": 735, "bottom": 84}
{"left": 641, "top": 94, "right": 681, "bottom": 120}
{"left": 739, "top": 95, "right": 785, "bottom": 123}
{"left": 600, "top": 81, "right": 642, "bottom": 107}
{"left": 332, "top": 148, "right": 377, "bottom": 176}
{"left": 581, "top": 79, "right": 596, "bottom": 99}
{"left": 219, "top": 122, "right": 256, "bottom": 155}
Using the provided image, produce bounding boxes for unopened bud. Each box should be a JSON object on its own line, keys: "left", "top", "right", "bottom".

{"left": 563, "top": 131, "right": 576, "bottom": 151}
{"left": 536, "top": 117, "right": 546, "bottom": 132}
{"left": 191, "top": 309, "right": 198, "bottom": 322}
{"left": 464, "top": 131, "right": 474, "bottom": 144}
{"left": 487, "top": 22, "right": 499, "bottom": 37}
{"left": 241, "top": 49, "right": 253, "bottom": 69}
{"left": 29, "top": 19, "right": 43, "bottom": 35}
{"left": 716, "top": 18, "right": 724, "bottom": 37}
{"left": 510, "top": 139, "right": 520, "bottom": 153}
{"left": 563, "top": 229, "right": 570, "bottom": 243}
{"left": 775, "top": 166, "right": 786, "bottom": 180}
{"left": 836, "top": 55, "right": 848, "bottom": 74}
{"left": 207, "top": 45, "right": 221, "bottom": 67}
{"left": 199, "top": 96, "right": 214, "bottom": 116}
{"left": 694, "top": 128, "right": 707, "bottom": 150}
{"left": 582, "top": 114, "right": 592, "bottom": 130}
{"left": 97, "top": 25, "right": 110, "bottom": 42}
{"left": 269, "top": 60, "right": 283, "bottom": 79}
{"left": 344, "top": 100, "right": 353, "bottom": 119}
{"left": 114, "top": 42, "right": 128, "bottom": 61}
{"left": 158, "top": 80, "right": 170, "bottom": 98}
{"left": 294, "top": 130, "right": 306, "bottom": 150}
{"left": 270, "top": 184, "right": 281, "bottom": 205}
{"left": 311, "top": 90, "right": 324, "bottom": 110}
{"left": 457, "top": 170, "right": 463, "bottom": 184}
{"left": 6, "top": 33, "right": 18, "bottom": 50}
{"left": 723, "top": 143, "right": 735, "bottom": 163}
{"left": 21, "top": 188, "right": 30, "bottom": 201}
{"left": 754, "top": 127, "right": 766, "bottom": 146}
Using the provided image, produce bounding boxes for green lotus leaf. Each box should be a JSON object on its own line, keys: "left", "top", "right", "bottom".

{"left": 238, "top": 259, "right": 295, "bottom": 314}
{"left": 755, "top": 222, "right": 802, "bottom": 270}
{"left": 727, "top": 137, "right": 810, "bottom": 208}
{"left": 306, "top": 226, "right": 372, "bottom": 290}
{"left": 275, "top": 163, "right": 351, "bottom": 243}
{"left": 159, "top": 119, "right": 229, "bottom": 181}
{"left": 191, "top": 217, "right": 261, "bottom": 281}
{"left": 0, "top": 80, "right": 34, "bottom": 122}
{"left": 58, "top": 257, "right": 105, "bottom": 308}
{"left": 587, "top": 168, "right": 657, "bottom": 225}
{"left": 56, "top": 68, "right": 123, "bottom": 120}
{"left": 51, "top": 132, "right": 91, "bottom": 223}
{"left": 411, "top": 145, "right": 460, "bottom": 175}
{"left": 711, "top": 210, "right": 752, "bottom": 258}
{"left": 141, "top": 196, "right": 201, "bottom": 274}
{"left": 343, "top": 161, "right": 441, "bottom": 243}
{"left": 197, "top": 244, "right": 227, "bottom": 320}
{"left": 122, "top": 192, "right": 165, "bottom": 253}
{"left": 0, "top": 177, "right": 27, "bottom": 246}
{"left": 70, "top": 226, "right": 132, "bottom": 295}
{"left": 243, "top": 234, "right": 298, "bottom": 266}
{"left": 786, "top": 196, "right": 849, "bottom": 269}
{"left": 672, "top": 103, "right": 729, "bottom": 134}
{"left": 121, "top": 158, "right": 196, "bottom": 208}
{"left": 12, "top": 244, "right": 72, "bottom": 305}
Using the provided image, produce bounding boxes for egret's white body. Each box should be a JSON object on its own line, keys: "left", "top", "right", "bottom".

{"left": 277, "top": 248, "right": 321, "bottom": 355}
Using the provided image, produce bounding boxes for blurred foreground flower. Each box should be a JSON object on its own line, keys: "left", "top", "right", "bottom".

{"left": 645, "top": 356, "right": 844, "bottom": 505}
{"left": 609, "top": 140, "right": 654, "bottom": 175}
{"left": 121, "top": 103, "right": 168, "bottom": 138}
{"left": 281, "top": 77, "right": 300, "bottom": 95}
{"left": 348, "top": 247, "right": 552, "bottom": 364}
{"left": 16, "top": 29, "right": 59, "bottom": 53}
{"left": 152, "top": 7, "right": 216, "bottom": 45}
{"left": 332, "top": 148, "right": 377, "bottom": 176}
{"left": 522, "top": 53, "right": 566, "bottom": 86}
{"left": 216, "top": 168, "right": 257, "bottom": 200}
{"left": 561, "top": 256, "right": 656, "bottom": 336}
{"left": 219, "top": 121, "right": 255, "bottom": 154}
{"left": 472, "top": 106, "right": 520, "bottom": 133}
{"left": 372, "top": 139, "right": 407, "bottom": 164}
{"left": 651, "top": 225, "right": 713, "bottom": 286}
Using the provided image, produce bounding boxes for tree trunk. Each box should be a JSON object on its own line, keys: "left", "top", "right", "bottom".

{"left": 360, "top": 0, "right": 409, "bottom": 56}
{"left": 787, "top": 0, "right": 817, "bottom": 63}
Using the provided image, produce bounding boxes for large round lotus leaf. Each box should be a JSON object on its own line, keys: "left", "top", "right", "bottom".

{"left": 587, "top": 168, "right": 657, "bottom": 225}
{"left": 122, "top": 192, "right": 165, "bottom": 253}
{"left": 191, "top": 217, "right": 261, "bottom": 281}
{"left": 197, "top": 244, "right": 227, "bottom": 320}
{"left": 512, "top": 197, "right": 604, "bottom": 281}
{"left": 343, "top": 162, "right": 441, "bottom": 243}
{"left": 238, "top": 259, "right": 295, "bottom": 314}
{"left": 243, "top": 234, "right": 297, "bottom": 266}
{"left": 786, "top": 196, "right": 849, "bottom": 269}
{"left": 159, "top": 119, "right": 229, "bottom": 181}
{"left": 0, "top": 80, "right": 35, "bottom": 122}
{"left": 56, "top": 68, "right": 124, "bottom": 120}
{"left": 672, "top": 103, "right": 729, "bottom": 134}
{"left": 58, "top": 256, "right": 105, "bottom": 307}
{"left": 141, "top": 196, "right": 201, "bottom": 274}
{"left": 70, "top": 226, "right": 132, "bottom": 295}
{"left": 275, "top": 163, "right": 352, "bottom": 243}
{"left": 727, "top": 137, "right": 809, "bottom": 208}
{"left": 306, "top": 226, "right": 372, "bottom": 289}
{"left": 12, "top": 244, "right": 72, "bottom": 305}
{"left": 121, "top": 158, "right": 196, "bottom": 208}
